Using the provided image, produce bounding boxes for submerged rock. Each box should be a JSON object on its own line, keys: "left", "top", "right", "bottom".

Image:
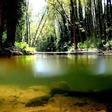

{"left": 51, "top": 81, "right": 71, "bottom": 91}
{"left": 25, "top": 95, "right": 51, "bottom": 107}
{"left": 50, "top": 81, "right": 72, "bottom": 96}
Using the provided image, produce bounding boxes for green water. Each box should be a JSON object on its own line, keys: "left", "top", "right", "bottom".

{"left": 0, "top": 55, "right": 112, "bottom": 92}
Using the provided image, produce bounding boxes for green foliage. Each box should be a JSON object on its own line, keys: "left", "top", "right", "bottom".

{"left": 68, "top": 39, "right": 97, "bottom": 52}
{"left": 15, "top": 42, "right": 36, "bottom": 52}
{"left": 16, "top": 13, "right": 26, "bottom": 42}
{"left": 68, "top": 44, "right": 75, "bottom": 52}
{"left": 78, "top": 40, "right": 95, "bottom": 49}
{"left": 2, "top": 32, "right": 7, "bottom": 43}
{"left": 13, "top": 0, "right": 112, "bottom": 52}
{"left": 36, "top": 36, "right": 56, "bottom": 52}
{"left": 16, "top": 42, "right": 28, "bottom": 49}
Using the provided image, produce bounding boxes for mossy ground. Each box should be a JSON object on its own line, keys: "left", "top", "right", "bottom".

{"left": 0, "top": 85, "right": 107, "bottom": 112}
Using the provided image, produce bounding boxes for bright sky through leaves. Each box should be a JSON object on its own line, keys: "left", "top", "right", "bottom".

{"left": 29, "top": 0, "right": 47, "bottom": 15}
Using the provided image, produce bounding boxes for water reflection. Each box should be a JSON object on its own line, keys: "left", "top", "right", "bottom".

{"left": 94, "top": 56, "right": 112, "bottom": 75}
{"left": 96, "top": 56, "right": 106, "bottom": 74}
{"left": 0, "top": 55, "right": 112, "bottom": 91}
{"left": 33, "top": 57, "right": 64, "bottom": 77}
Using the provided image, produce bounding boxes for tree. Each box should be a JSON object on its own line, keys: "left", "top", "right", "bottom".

{"left": 0, "top": 0, "right": 26, "bottom": 49}
{"left": 70, "top": 0, "right": 78, "bottom": 49}
{"left": 0, "top": 0, "right": 5, "bottom": 49}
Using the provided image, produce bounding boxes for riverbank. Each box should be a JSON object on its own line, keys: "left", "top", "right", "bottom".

{"left": 36, "top": 50, "right": 112, "bottom": 56}
{"left": 0, "top": 85, "right": 109, "bottom": 112}
{"left": 1, "top": 47, "right": 112, "bottom": 56}
{"left": 0, "top": 47, "right": 37, "bottom": 56}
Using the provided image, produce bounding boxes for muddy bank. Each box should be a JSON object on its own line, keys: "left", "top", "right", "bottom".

{"left": 0, "top": 47, "right": 36, "bottom": 56}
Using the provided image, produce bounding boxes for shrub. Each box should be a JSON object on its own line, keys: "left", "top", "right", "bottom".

{"left": 15, "top": 42, "right": 36, "bottom": 52}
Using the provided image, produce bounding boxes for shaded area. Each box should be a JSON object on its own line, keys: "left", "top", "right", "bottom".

{"left": 0, "top": 0, "right": 25, "bottom": 48}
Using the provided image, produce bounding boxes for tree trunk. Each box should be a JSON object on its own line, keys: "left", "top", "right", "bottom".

{"left": 70, "top": 0, "right": 78, "bottom": 50}
{"left": 0, "top": 0, "right": 5, "bottom": 48}
{"left": 5, "top": 0, "right": 18, "bottom": 47}
{"left": 97, "top": 0, "right": 103, "bottom": 39}
{"left": 6, "top": 21, "right": 16, "bottom": 47}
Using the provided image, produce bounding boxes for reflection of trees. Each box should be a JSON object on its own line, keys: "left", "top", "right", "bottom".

{"left": 97, "top": 56, "right": 106, "bottom": 74}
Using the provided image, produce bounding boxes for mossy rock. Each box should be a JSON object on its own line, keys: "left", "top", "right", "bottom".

{"left": 51, "top": 81, "right": 71, "bottom": 91}
{"left": 50, "top": 81, "right": 72, "bottom": 96}
{"left": 25, "top": 95, "right": 51, "bottom": 107}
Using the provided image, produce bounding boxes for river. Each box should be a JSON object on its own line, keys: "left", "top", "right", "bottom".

{"left": 0, "top": 55, "right": 112, "bottom": 92}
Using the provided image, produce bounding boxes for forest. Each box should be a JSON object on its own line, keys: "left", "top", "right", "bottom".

{"left": 0, "top": 0, "right": 112, "bottom": 54}
{"left": 0, "top": 1, "right": 112, "bottom": 112}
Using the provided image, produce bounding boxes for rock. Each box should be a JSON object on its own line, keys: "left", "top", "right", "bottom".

{"left": 0, "top": 46, "right": 23, "bottom": 56}
{"left": 0, "top": 50, "right": 12, "bottom": 56}
{"left": 50, "top": 88, "right": 75, "bottom": 97}
{"left": 50, "top": 81, "right": 71, "bottom": 96}
{"left": 10, "top": 50, "right": 23, "bottom": 55}
{"left": 51, "top": 81, "right": 71, "bottom": 91}
{"left": 25, "top": 95, "right": 51, "bottom": 107}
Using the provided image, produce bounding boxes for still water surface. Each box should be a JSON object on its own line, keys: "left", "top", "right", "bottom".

{"left": 0, "top": 55, "right": 112, "bottom": 92}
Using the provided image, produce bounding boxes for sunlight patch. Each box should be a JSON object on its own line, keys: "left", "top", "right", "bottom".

{"left": 29, "top": 0, "right": 47, "bottom": 15}
{"left": 33, "top": 58, "right": 64, "bottom": 77}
